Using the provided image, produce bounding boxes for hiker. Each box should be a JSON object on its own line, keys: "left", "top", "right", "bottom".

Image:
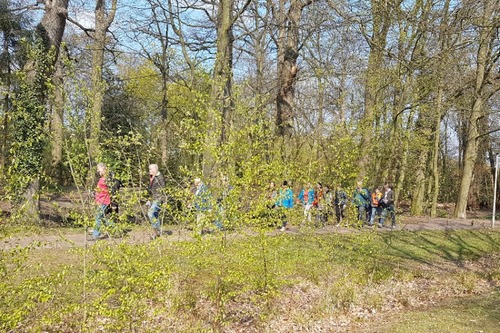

{"left": 214, "top": 175, "right": 233, "bottom": 230}
{"left": 267, "top": 181, "right": 278, "bottom": 209}
{"left": 193, "top": 178, "right": 212, "bottom": 234}
{"left": 147, "top": 164, "right": 166, "bottom": 239}
{"left": 353, "top": 181, "right": 370, "bottom": 224}
{"left": 379, "top": 183, "right": 396, "bottom": 228}
{"left": 276, "top": 180, "right": 294, "bottom": 231}
{"left": 105, "top": 171, "right": 122, "bottom": 215}
{"left": 313, "top": 182, "right": 326, "bottom": 227}
{"left": 369, "top": 187, "right": 383, "bottom": 227}
{"left": 91, "top": 163, "right": 114, "bottom": 240}
{"left": 297, "top": 182, "right": 315, "bottom": 224}
{"left": 334, "top": 185, "right": 348, "bottom": 226}
{"left": 324, "top": 185, "right": 335, "bottom": 224}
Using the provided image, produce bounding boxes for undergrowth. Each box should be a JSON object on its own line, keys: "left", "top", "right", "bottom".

{"left": 0, "top": 229, "right": 499, "bottom": 332}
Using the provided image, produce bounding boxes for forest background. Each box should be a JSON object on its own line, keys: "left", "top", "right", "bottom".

{"left": 0, "top": 0, "right": 499, "bottom": 223}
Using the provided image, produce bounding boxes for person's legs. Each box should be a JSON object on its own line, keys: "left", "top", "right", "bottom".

{"left": 369, "top": 207, "right": 377, "bottom": 226}
{"left": 379, "top": 208, "right": 387, "bottom": 227}
{"left": 388, "top": 205, "right": 396, "bottom": 226}
{"left": 148, "top": 201, "right": 162, "bottom": 237}
{"left": 93, "top": 204, "right": 107, "bottom": 239}
{"left": 357, "top": 205, "right": 366, "bottom": 221}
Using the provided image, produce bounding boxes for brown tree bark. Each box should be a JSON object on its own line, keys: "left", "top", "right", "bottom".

{"left": 454, "top": 0, "right": 498, "bottom": 218}
{"left": 19, "top": 0, "right": 69, "bottom": 220}
{"left": 50, "top": 55, "right": 65, "bottom": 184}
{"left": 87, "top": 0, "right": 117, "bottom": 180}
{"left": 275, "top": 0, "right": 313, "bottom": 138}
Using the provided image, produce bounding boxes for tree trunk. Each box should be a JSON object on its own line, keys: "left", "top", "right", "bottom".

{"left": 204, "top": 0, "right": 235, "bottom": 178}
{"left": 50, "top": 56, "right": 65, "bottom": 184}
{"left": 10, "top": 0, "right": 68, "bottom": 222}
{"left": 357, "top": 0, "right": 393, "bottom": 179}
{"left": 275, "top": 0, "right": 312, "bottom": 138}
{"left": 87, "top": 0, "right": 117, "bottom": 181}
{"left": 454, "top": 0, "right": 496, "bottom": 218}
{"left": 430, "top": 87, "right": 444, "bottom": 217}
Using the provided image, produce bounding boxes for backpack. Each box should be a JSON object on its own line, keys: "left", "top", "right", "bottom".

{"left": 105, "top": 172, "right": 122, "bottom": 214}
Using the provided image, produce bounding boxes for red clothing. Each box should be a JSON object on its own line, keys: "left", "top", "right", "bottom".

{"left": 95, "top": 177, "right": 111, "bottom": 205}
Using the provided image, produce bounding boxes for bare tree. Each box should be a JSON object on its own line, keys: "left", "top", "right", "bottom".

{"left": 87, "top": 0, "right": 117, "bottom": 177}
{"left": 454, "top": 0, "right": 500, "bottom": 218}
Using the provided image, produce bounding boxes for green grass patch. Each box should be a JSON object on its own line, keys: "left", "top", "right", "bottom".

{"left": 0, "top": 229, "right": 499, "bottom": 331}
{"left": 371, "top": 291, "right": 500, "bottom": 333}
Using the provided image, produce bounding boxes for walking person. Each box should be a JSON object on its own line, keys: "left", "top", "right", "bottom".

{"left": 353, "top": 181, "right": 371, "bottom": 224}
{"left": 147, "top": 164, "right": 166, "bottom": 239}
{"left": 297, "top": 182, "right": 315, "bottom": 224}
{"left": 91, "top": 163, "right": 113, "bottom": 240}
{"left": 380, "top": 183, "right": 396, "bottom": 228}
{"left": 324, "top": 185, "right": 335, "bottom": 225}
{"left": 193, "top": 178, "right": 212, "bottom": 235}
{"left": 368, "top": 187, "right": 383, "bottom": 227}
{"left": 276, "top": 180, "right": 294, "bottom": 231}
{"left": 334, "top": 185, "right": 348, "bottom": 226}
{"left": 313, "top": 182, "right": 326, "bottom": 227}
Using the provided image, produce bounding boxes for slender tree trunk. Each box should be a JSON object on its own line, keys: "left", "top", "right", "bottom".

{"left": 204, "top": 0, "right": 242, "bottom": 178}
{"left": 87, "top": 0, "right": 117, "bottom": 181}
{"left": 357, "top": 0, "right": 393, "bottom": 179}
{"left": 394, "top": 108, "right": 415, "bottom": 206}
{"left": 160, "top": 72, "right": 168, "bottom": 168}
{"left": 50, "top": 56, "right": 65, "bottom": 184}
{"left": 1, "top": 40, "right": 10, "bottom": 174}
{"left": 430, "top": 87, "right": 444, "bottom": 217}
{"left": 454, "top": 0, "right": 496, "bottom": 218}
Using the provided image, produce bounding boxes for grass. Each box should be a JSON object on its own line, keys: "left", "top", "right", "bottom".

{"left": 0, "top": 228, "right": 499, "bottom": 332}
{"left": 369, "top": 290, "right": 500, "bottom": 333}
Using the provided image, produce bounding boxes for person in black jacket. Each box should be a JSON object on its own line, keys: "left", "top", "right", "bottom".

{"left": 147, "top": 164, "right": 166, "bottom": 239}
{"left": 379, "top": 183, "right": 396, "bottom": 228}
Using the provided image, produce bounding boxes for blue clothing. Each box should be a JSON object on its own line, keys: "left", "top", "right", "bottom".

{"left": 276, "top": 188, "right": 294, "bottom": 208}
{"left": 194, "top": 183, "right": 212, "bottom": 211}
{"left": 93, "top": 204, "right": 114, "bottom": 239}
{"left": 297, "top": 188, "right": 315, "bottom": 205}
{"left": 148, "top": 200, "right": 162, "bottom": 232}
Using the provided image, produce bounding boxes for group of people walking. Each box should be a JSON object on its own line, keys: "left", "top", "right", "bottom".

{"left": 91, "top": 162, "right": 166, "bottom": 240}
{"left": 90, "top": 162, "right": 397, "bottom": 240}
{"left": 267, "top": 180, "right": 396, "bottom": 231}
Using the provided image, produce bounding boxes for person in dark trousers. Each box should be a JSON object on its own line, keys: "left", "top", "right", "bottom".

{"left": 334, "top": 185, "right": 348, "bottom": 226}
{"left": 353, "top": 181, "right": 370, "bottom": 224}
{"left": 147, "top": 164, "right": 166, "bottom": 239}
{"left": 379, "top": 183, "right": 396, "bottom": 228}
{"left": 276, "top": 180, "right": 294, "bottom": 231}
{"left": 369, "top": 187, "right": 383, "bottom": 227}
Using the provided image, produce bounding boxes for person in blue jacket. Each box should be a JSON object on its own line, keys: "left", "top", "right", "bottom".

{"left": 276, "top": 180, "right": 294, "bottom": 231}
{"left": 353, "top": 181, "right": 371, "bottom": 223}
{"left": 297, "top": 182, "right": 315, "bottom": 224}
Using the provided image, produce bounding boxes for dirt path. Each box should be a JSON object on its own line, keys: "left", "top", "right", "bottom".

{"left": 1, "top": 215, "right": 497, "bottom": 251}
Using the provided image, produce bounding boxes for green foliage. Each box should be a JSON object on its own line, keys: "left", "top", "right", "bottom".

{"left": 7, "top": 37, "right": 55, "bottom": 201}
{"left": 0, "top": 229, "right": 499, "bottom": 331}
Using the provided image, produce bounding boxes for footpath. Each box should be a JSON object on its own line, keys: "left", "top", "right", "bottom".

{"left": 1, "top": 216, "right": 497, "bottom": 250}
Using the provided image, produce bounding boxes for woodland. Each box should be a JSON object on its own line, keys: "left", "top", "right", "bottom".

{"left": 1, "top": 1, "right": 500, "bottom": 332}
{"left": 0, "top": 0, "right": 499, "bottom": 222}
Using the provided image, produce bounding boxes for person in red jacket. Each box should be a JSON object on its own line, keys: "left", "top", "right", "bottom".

{"left": 91, "top": 163, "right": 113, "bottom": 240}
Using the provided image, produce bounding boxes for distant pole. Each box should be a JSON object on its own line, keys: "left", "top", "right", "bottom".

{"left": 493, "top": 154, "right": 499, "bottom": 228}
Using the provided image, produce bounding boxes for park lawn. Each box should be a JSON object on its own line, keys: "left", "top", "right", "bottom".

{"left": 0, "top": 228, "right": 499, "bottom": 332}
{"left": 369, "top": 290, "right": 500, "bottom": 333}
